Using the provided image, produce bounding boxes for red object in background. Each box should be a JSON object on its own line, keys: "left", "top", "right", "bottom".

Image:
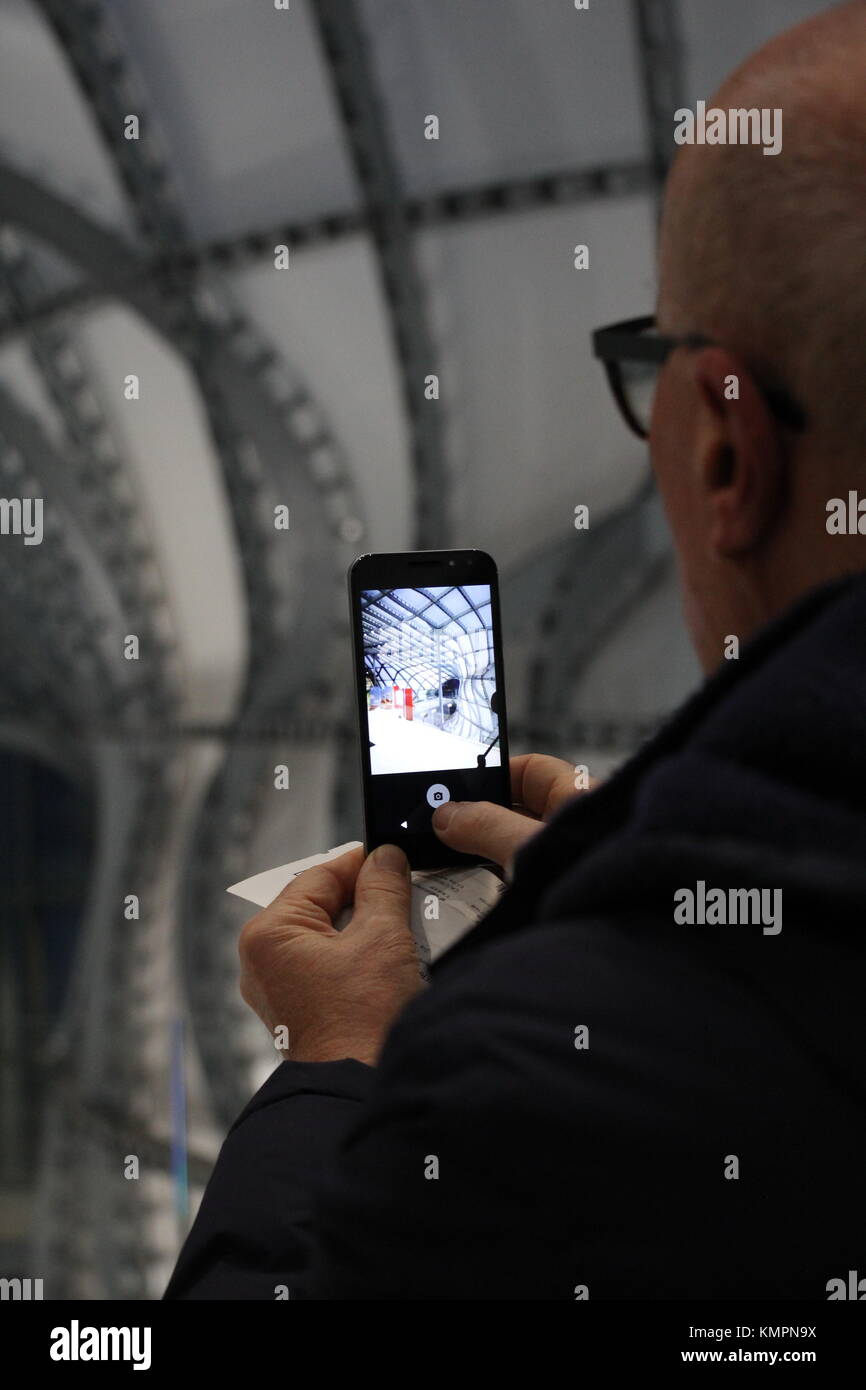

{"left": 393, "top": 684, "right": 403, "bottom": 714}
{"left": 404, "top": 688, "right": 414, "bottom": 720}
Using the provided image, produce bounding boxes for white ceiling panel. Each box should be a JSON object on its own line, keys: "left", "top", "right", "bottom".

{"left": 363, "top": 0, "right": 648, "bottom": 197}
{"left": 106, "top": 0, "right": 360, "bottom": 241}
{"left": 419, "top": 193, "right": 658, "bottom": 574}
{"left": 0, "top": 0, "right": 134, "bottom": 233}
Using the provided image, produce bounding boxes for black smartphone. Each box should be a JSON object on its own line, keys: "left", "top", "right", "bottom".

{"left": 348, "top": 549, "right": 511, "bottom": 870}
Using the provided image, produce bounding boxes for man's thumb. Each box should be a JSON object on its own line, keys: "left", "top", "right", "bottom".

{"left": 347, "top": 843, "right": 412, "bottom": 933}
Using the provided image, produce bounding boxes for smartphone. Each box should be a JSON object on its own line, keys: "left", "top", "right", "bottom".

{"left": 348, "top": 549, "right": 511, "bottom": 870}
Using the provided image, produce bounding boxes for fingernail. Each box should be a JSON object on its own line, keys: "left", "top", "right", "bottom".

{"left": 371, "top": 843, "right": 409, "bottom": 874}
{"left": 432, "top": 801, "right": 461, "bottom": 831}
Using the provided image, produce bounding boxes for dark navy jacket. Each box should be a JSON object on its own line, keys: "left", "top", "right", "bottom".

{"left": 165, "top": 573, "right": 866, "bottom": 1299}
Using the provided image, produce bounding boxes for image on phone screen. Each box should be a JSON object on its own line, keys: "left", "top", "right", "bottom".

{"left": 362, "top": 584, "right": 502, "bottom": 776}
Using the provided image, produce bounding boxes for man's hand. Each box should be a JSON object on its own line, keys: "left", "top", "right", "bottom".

{"left": 432, "top": 753, "right": 596, "bottom": 874}
{"left": 238, "top": 843, "right": 422, "bottom": 1066}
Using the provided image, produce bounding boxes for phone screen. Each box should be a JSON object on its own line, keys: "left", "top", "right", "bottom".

{"left": 349, "top": 550, "right": 511, "bottom": 869}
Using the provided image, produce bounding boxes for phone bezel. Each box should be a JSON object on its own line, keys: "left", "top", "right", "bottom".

{"left": 347, "top": 549, "right": 511, "bottom": 870}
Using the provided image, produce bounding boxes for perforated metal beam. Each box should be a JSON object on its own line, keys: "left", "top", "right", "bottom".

{"left": 515, "top": 3, "right": 685, "bottom": 754}
{"left": 0, "top": 382, "right": 150, "bottom": 708}
{"left": 0, "top": 236, "right": 180, "bottom": 716}
{"left": 631, "top": 0, "right": 687, "bottom": 186}
{"left": 511, "top": 484, "right": 671, "bottom": 751}
{"left": 312, "top": 0, "right": 450, "bottom": 547}
{"left": 0, "top": 163, "right": 359, "bottom": 708}
{"left": 27, "top": 0, "right": 309, "bottom": 1290}
{"left": 0, "top": 158, "right": 655, "bottom": 344}
{"left": 29, "top": 0, "right": 366, "bottom": 1163}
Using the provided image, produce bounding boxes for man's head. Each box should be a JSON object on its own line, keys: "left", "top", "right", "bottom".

{"left": 653, "top": 0, "right": 866, "bottom": 672}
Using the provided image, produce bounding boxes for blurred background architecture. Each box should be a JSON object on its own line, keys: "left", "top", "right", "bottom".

{"left": 0, "top": 0, "right": 835, "bottom": 1297}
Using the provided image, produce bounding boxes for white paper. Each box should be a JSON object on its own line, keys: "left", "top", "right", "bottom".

{"left": 228, "top": 841, "right": 506, "bottom": 970}
{"left": 227, "top": 842, "right": 365, "bottom": 907}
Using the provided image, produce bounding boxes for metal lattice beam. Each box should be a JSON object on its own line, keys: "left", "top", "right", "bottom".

{"left": 631, "top": 0, "right": 687, "bottom": 186}
{"left": 312, "top": 0, "right": 450, "bottom": 547}
{"left": 0, "top": 159, "right": 656, "bottom": 345}
{"left": 0, "top": 161, "right": 360, "bottom": 705}
{"left": 27, "top": 0, "right": 364, "bottom": 693}
{"left": 0, "top": 378, "right": 179, "bottom": 1296}
{"left": 27, "top": 0, "right": 368, "bottom": 1181}
{"left": 512, "top": 485, "right": 671, "bottom": 750}
{"left": 514, "top": 3, "right": 685, "bottom": 754}
{"left": 26, "top": 0, "right": 301, "bottom": 1291}
{"left": 0, "top": 227, "right": 181, "bottom": 726}
{"left": 0, "top": 382, "right": 164, "bottom": 712}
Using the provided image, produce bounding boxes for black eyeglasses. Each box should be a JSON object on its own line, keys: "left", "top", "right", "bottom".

{"left": 592, "top": 314, "right": 808, "bottom": 441}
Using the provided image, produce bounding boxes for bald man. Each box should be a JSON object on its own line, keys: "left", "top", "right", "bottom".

{"left": 167, "top": 4, "right": 866, "bottom": 1300}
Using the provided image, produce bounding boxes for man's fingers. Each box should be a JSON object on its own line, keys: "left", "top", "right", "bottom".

{"left": 431, "top": 799, "right": 541, "bottom": 869}
{"left": 431, "top": 754, "right": 591, "bottom": 869}
{"left": 268, "top": 845, "right": 365, "bottom": 927}
{"left": 344, "top": 842, "right": 413, "bottom": 939}
{"left": 509, "top": 753, "right": 590, "bottom": 820}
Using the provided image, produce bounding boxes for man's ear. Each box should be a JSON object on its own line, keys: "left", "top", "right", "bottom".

{"left": 692, "top": 346, "right": 787, "bottom": 555}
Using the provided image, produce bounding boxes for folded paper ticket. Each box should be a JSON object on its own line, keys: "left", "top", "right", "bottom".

{"left": 227, "top": 840, "right": 506, "bottom": 971}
